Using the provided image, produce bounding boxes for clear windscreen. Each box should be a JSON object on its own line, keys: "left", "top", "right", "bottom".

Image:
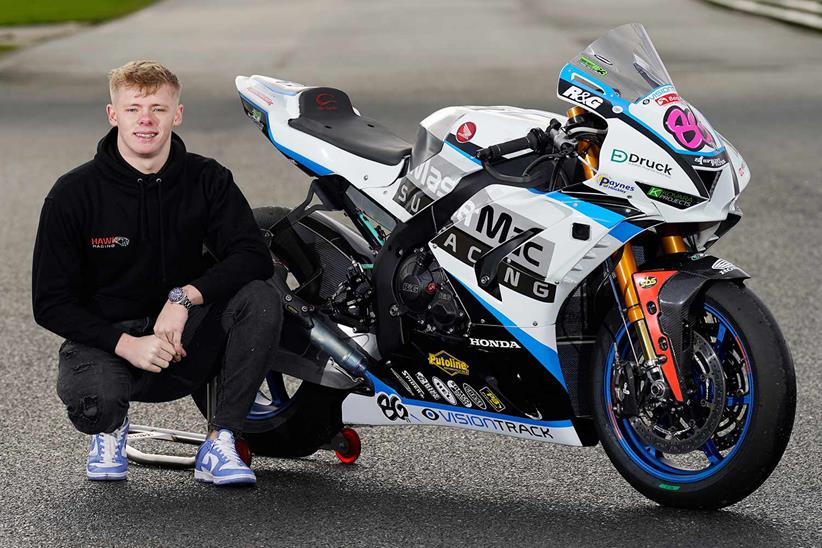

{"left": 568, "top": 23, "right": 673, "bottom": 103}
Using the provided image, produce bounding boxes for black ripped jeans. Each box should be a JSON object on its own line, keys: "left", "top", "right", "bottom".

{"left": 56, "top": 279, "right": 283, "bottom": 435}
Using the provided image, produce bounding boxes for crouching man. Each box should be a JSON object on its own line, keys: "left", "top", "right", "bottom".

{"left": 32, "top": 60, "right": 279, "bottom": 486}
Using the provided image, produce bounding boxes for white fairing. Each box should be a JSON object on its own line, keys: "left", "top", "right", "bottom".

{"left": 342, "top": 379, "right": 583, "bottom": 446}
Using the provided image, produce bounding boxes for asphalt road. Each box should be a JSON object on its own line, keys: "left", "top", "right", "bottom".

{"left": 1, "top": 1, "right": 820, "bottom": 546}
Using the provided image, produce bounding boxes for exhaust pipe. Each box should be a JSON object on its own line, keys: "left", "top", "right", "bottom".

{"left": 307, "top": 316, "right": 369, "bottom": 379}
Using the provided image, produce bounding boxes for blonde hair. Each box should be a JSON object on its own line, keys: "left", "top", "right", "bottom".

{"left": 108, "top": 60, "right": 181, "bottom": 100}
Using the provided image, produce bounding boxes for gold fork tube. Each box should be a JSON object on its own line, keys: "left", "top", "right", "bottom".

{"left": 614, "top": 246, "right": 656, "bottom": 363}
{"left": 566, "top": 107, "right": 599, "bottom": 180}
{"left": 658, "top": 225, "right": 686, "bottom": 254}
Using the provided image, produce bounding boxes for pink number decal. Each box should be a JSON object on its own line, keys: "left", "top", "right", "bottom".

{"left": 663, "top": 106, "right": 715, "bottom": 151}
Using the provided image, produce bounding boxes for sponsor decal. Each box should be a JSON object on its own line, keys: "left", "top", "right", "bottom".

{"left": 712, "top": 258, "right": 737, "bottom": 275}
{"left": 431, "top": 228, "right": 557, "bottom": 303}
{"left": 246, "top": 87, "right": 273, "bottom": 105}
{"left": 597, "top": 175, "right": 635, "bottom": 194}
{"left": 562, "top": 85, "right": 604, "bottom": 109}
{"left": 462, "top": 383, "right": 487, "bottom": 410}
{"left": 314, "top": 92, "right": 338, "bottom": 111}
{"left": 655, "top": 92, "right": 680, "bottom": 106}
{"left": 579, "top": 55, "right": 608, "bottom": 75}
{"left": 611, "top": 149, "right": 672, "bottom": 177}
{"left": 415, "top": 372, "right": 442, "bottom": 400}
{"left": 389, "top": 369, "right": 414, "bottom": 397}
{"left": 428, "top": 351, "right": 469, "bottom": 377}
{"left": 410, "top": 159, "right": 459, "bottom": 198}
{"left": 422, "top": 408, "right": 439, "bottom": 420}
{"left": 455, "top": 122, "right": 476, "bottom": 143}
{"left": 402, "top": 370, "right": 427, "bottom": 399}
{"left": 641, "top": 84, "right": 677, "bottom": 106}
{"left": 738, "top": 162, "right": 746, "bottom": 177}
{"left": 420, "top": 408, "right": 553, "bottom": 439}
{"left": 431, "top": 376, "right": 458, "bottom": 405}
{"left": 692, "top": 155, "right": 728, "bottom": 168}
{"left": 376, "top": 392, "right": 408, "bottom": 421}
{"left": 637, "top": 276, "right": 657, "bottom": 289}
{"left": 90, "top": 236, "right": 130, "bottom": 249}
{"left": 480, "top": 386, "right": 505, "bottom": 412}
{"left": 638, "top": 183, "right": 704, "bottom": 210}
{"left": 447, "top": 380, "right": 473, "bottom": 408}
{"left": 392, "top": 178, "right": 434, "bottom": 215}
{"left": 468, "top": 338, "right": 521, "bottom": 349}
{"left": 663, "top": 105, "right": 716, "bottom": 151}
{"left": 456, "top": 203, "right": 553, "bottom": 274}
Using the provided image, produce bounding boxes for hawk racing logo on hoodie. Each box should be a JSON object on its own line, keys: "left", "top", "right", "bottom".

{"left": 90, "top": 236, "right": 130, "bottom": 249}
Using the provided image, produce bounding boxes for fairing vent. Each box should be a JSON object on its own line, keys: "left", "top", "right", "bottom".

{"left": 696, "top": 168, "right": 721, "bottom": 195}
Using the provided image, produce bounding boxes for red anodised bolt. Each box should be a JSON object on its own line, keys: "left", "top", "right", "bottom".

{"left": 425, "top": 282, "right": 438, "bottom": 295}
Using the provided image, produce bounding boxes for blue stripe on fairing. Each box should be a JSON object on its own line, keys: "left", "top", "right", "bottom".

{"left": 529, "top": 189, "right": 643, "bottom": 243}
{"left": 239, "top": 93, "right": 333, "bottom": 176}
{"left": 452, "top": 278, "right": 567, "bottom": 390}
{"left": 368, "top": 373, "right": 573, "bottom": 428}
{"left": 444, "top": 140, "right": 482, "bottom": 164}
{"left": 559, "top": 64, "right": 726, "bottom": 157}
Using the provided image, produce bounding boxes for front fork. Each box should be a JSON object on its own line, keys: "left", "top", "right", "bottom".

{"left": 613, "top": 237, "right": 687, "bottom": 402}
{"left": 568, "top": 106, "right": 688, "bottom": 401}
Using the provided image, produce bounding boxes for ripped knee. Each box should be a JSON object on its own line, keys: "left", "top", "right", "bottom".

{"left": 64, "top": 395, "right": 125, "bottom": 435}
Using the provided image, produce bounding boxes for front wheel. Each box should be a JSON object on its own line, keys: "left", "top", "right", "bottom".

{"left": 592, "top": 282, "right": 796, "bottom": 509}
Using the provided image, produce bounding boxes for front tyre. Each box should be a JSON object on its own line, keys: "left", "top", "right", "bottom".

{"left": 592, "top": 282, "right": 796, "bottom": 509}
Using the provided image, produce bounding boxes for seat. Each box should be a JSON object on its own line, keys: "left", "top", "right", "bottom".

{"left": 288, "top": 87, "right": 411, "bottom": 166}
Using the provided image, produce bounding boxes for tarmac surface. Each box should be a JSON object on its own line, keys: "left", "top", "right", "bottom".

{"left": 0, "top": 1, "right": 820, "bottom": 546}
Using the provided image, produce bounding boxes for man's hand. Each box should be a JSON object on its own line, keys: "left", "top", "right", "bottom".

{"left": 154, "top": 299, "right": 189, "bottom": 361}
{"left": 115, "top": 334, "right": 176, "bottom": 373}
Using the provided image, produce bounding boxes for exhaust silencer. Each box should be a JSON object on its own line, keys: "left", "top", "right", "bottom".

{"left": 307, "top": 317, "right": 369, "bottom": 379}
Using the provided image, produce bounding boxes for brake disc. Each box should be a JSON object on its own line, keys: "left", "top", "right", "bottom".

{"left": 629, "top": 333, "right": 726, "bottom": 454}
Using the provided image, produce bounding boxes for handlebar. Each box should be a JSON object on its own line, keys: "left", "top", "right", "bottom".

{"left": 475, "top": 119, "right": 576, "bottom": 162}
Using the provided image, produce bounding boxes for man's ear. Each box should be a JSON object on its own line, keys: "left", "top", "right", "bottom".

{"left": 106, "top": 104, "right": 118, "bottom": 127}
{"left": 173, "top": 103, "right": 184, "bottom": 127}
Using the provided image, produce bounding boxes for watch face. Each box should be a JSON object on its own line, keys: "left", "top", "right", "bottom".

{"left": 168, "top": 287, "right": 184, "bottom": 303}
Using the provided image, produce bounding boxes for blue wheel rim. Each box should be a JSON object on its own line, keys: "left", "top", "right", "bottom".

{"left": 603, "top": 304, "right": 754, "bottom": 483}
{"left": 245, "top": 371, "right": 295, "bottom": 421}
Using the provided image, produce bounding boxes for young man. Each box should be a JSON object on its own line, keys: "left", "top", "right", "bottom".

{"left": 33, "top": 60, "right": 280, "bottom": 486}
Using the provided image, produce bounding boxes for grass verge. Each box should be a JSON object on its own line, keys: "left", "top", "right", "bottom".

{"left": 0, "top": 0, "right": 157, "bottom": 26}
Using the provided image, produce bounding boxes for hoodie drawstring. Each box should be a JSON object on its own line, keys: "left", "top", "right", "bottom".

{"left": 137, "top": 178, "right": 147, "bottom": 244}
{"left": 137, "top": 177, "right": 168, "bottom": 284}
{"left": 156, "top": 178, "right": 167, "bottom": 284}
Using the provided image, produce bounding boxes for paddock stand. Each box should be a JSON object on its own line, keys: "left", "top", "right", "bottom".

{"left": 126, "top": 381, "right": 362, "bottom": 467}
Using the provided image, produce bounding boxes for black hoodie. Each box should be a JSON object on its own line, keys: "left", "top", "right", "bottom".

{"left": 32, "top": 128, "right": 273, "bottom": 353}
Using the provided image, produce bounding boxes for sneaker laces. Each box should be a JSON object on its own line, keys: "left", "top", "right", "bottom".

{"left": 212, "top": 431, "right": 244, "bottom": 467}
{"left": 98, "top": 420, "right": 128, "bottom": 463}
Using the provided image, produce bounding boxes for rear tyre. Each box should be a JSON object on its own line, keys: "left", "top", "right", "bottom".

{"left": 193, "top": 206, "right": 349, "bottom": 459}
{"left": 592, "top": 282, "right": 796, "bottom": 509}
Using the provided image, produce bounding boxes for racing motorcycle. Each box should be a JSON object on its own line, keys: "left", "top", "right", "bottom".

{"left": 230, "top": 23, "right": 795, "bottom": 509}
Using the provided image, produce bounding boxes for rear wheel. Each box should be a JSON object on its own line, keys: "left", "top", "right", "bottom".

{"left": 193, "top": 206, "right": 350, "bottom": 458}
{"left": 592, "top": 282, "right": 795, "bottom": 509}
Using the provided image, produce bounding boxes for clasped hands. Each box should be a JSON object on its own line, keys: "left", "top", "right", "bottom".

{"left": 115, "top": 296, "right": 193, "bottom": 373}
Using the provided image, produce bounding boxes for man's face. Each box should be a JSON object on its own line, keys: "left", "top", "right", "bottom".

{"left": 106, "top": 83, "right": 183, "bottom": 159}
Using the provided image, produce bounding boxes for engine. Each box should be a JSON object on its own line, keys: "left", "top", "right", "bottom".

{"left": 395, "top": 248, "right": 467, "bottom": 336}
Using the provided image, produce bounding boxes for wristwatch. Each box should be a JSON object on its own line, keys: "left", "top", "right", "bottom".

{"left": 168, "top": 287, "right": 194, "bottom": 310}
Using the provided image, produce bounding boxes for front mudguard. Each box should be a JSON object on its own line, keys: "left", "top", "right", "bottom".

{"left": 636, "top": 254, "right": 749, "bottom": 397}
